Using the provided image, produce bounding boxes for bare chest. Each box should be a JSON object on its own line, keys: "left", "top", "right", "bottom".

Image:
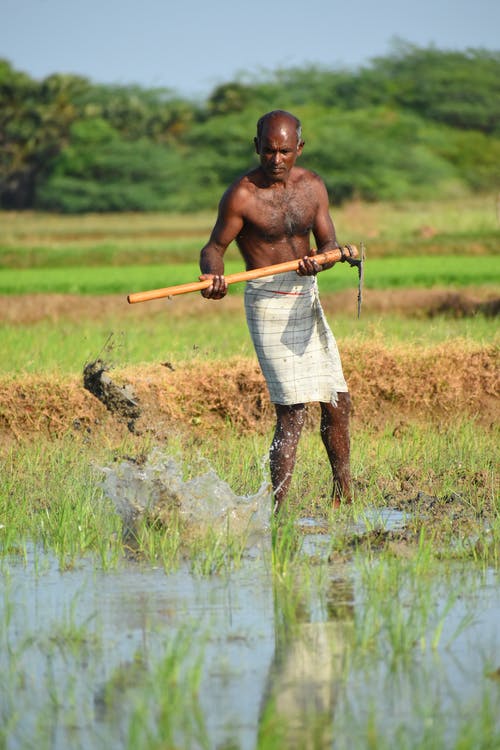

{"left": 243, "top": 187, "right": 316, "bottom": 241}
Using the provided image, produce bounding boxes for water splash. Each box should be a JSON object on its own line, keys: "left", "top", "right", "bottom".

{"left": 100, "top": 448, "right": 272, "bottom": 534}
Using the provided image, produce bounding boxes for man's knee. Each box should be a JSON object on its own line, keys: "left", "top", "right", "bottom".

{"left": 275, "top": 403, "right": 307, "bottom": 426}
{"left": 337, "top": 391, "right": 351, "bottom": 416}
{"left": 322, "top": 392, "right": 350, "bottom": 415}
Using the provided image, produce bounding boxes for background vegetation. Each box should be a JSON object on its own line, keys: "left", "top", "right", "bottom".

{"left": 1, "top": 42, "right": 499, "bottom": 213}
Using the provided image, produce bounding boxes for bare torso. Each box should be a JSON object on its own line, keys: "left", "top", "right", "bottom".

{"left": 200, "top": 165, "right": 338, "bottom": 275}
{"left": 233, "top": 167, "right": 319, "bottom": 269}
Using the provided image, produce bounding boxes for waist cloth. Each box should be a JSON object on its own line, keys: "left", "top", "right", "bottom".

{"left": 244, "top": 271, "right": 348, "bottom": 406}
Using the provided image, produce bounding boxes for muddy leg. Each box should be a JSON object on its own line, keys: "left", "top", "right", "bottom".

{"left": 270, "top": 403, "right": 306, "bottom": 514}
{"left": 320, "top": 393, "right": 352, "bottom": 507}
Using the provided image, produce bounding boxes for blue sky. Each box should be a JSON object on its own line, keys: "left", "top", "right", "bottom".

{"left": 2, "top": 0, "right": 499, "bottom": 98}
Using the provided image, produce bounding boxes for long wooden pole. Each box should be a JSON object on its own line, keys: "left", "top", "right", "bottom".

{"left": 127, "top": 245, "right": 358, "bottom": 304}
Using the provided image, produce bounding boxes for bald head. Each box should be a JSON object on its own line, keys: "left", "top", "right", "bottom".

{"left": 254, "top": 110, "right": 305, "bottom": 184}
{"left": 256, "top": 110, "right": 302, "bottom": 144}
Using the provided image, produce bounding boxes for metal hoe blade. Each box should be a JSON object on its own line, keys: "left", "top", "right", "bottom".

{"left": 341, "top": 242, "right": 366, "bottom": 318}
{"left": 357, "top": 242, "right": 366, "bottom": 318}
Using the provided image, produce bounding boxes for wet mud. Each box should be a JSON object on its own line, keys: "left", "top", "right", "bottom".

{"left": 427, "top": 292, "right": 500, "bottom": 318}
{"left": 83, "top": 359, "right": 141, "bottom": 432}
{"left": 329, "top": 485, "right": 498, "bottom": 562}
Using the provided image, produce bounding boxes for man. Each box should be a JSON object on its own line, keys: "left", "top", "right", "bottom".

{"left": 199, "top": 110, "right": 351, "bottom": 513}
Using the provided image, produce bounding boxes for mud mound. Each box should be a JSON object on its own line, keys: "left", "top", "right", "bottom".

{"left": 0, "top": 342, "right": 497, "bottom": 444}
{"left": 345, "top": 341, "right": 498, "bottom": 426}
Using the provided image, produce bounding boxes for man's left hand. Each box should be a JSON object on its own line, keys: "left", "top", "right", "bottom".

{"left": 297, "top": 253, "right": 321, "bottom": 276}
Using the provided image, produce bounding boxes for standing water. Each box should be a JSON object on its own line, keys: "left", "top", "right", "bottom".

{"left": 1, "top": 450, "right": 499, "bottom": 749}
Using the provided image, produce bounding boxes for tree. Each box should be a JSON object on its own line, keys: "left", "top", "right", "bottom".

{"left": 366, "top": 41, "right": 500, "bottom": 133}
{"left": 0, "top": 62, "right": 86, "bottom": 208}
{"left": 36, "top": 118, "right": 186, "bottom": 212}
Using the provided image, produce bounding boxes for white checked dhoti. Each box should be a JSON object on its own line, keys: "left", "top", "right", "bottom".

{"left": 244, "top": 271, "right": 348, "bottom": 405}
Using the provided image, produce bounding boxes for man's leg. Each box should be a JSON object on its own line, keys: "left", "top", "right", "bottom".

{"left": 270, "top": 403, "right": 306, "bottom": 513}
{"left": 320, "top": 393, "right": 352, "bottom": 507}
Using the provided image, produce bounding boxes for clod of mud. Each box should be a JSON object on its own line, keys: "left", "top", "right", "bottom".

{"left": 333, "top": 526, "right": 419, "bottom": 556}
{"left": 83, "top": 359, "right": 141, "bottom": 432}
{"left": 391, "top": 489, "right": 480, "bottom": 521}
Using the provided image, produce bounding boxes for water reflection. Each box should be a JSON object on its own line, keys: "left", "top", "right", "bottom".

{"left": 2, "top": 546, "right": 500, "bottom": 749}
{"left": 258, "top": 577, "right": 354, "bottom": 749}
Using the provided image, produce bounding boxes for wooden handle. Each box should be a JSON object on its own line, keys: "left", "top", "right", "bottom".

{"left": 127, "top": 245, "right": 358, "bottom": 304}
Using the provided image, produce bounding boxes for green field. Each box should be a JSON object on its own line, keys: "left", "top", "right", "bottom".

{"left": 0, "top": 255, "right": 498, "bottom": 296}
{"left": 0, "top": 196, "right": 498, "bottom": 296}
{"left": 1, "top": 201, "right": 499, "bottom": 750}
{"left": 0, "top": 199, "right": 498, "bottom": 373}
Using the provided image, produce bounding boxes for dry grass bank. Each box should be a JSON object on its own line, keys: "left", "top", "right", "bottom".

{"left": 0, "top": 341, "right": 497, "bottom": 446}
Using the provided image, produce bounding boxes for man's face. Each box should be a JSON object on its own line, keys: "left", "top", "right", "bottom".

{"left": 255, "top": 118, "right": 304, "bottom": 183}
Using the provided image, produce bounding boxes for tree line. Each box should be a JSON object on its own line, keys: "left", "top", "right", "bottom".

{"left": 1, "top": 42, "right": 499, "bottom": 213}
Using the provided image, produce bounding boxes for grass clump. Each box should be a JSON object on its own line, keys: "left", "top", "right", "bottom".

{"left": 0, "top": 438, "right": 123, "bottom": 570}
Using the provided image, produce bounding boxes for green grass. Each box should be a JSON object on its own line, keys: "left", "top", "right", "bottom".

{"left": 0, "top": 309, "right": 495, "bottom": 375}
{"left": 0, "top": 437, "right": 124, "bottom": 569}
{"left": 0, "top": 238, "right": 204, "bottom": 269}
{"left": 1, "top": 229, "right": 498, "bottom": 268}
{"left": 1, "top": 420, "right": 498, "bottom": 567}
{"left": 1, "top": 194, "right": 498, "bottom": 252}
{"left": 0, "top": 195, "right": 498, "bottom": 275}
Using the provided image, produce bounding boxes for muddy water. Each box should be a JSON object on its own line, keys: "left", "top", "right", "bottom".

{"left": 2, "top": 539, "right": 500, "bottom": 750}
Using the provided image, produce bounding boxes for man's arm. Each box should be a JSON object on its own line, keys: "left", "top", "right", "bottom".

{"left": 298, "top": 175, "right": 339, "bottom": 275}
{"left": 199, "top": 188, "right": 245, "bottom": 299}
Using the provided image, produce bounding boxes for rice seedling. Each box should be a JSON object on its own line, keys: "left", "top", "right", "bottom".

{"left": 349, "top": 544, "right": 477, "bottom": 663}
{"left": 187, "top": 520, "right": 251, "bottom": 576}
{"left": 102, "top": 628, "right": 208, "bottom": 750}
{"left": 126, "top": 513, "right": 182, "bottom": 571}
{"left": 332, "top": 666, "right": 500, "bottom": 750}
{"left": 126, "top": 665, "right": 207, "bottom": 748}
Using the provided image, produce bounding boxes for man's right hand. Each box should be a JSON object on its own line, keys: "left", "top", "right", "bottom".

{"left": 199, "top": 274, "right": 228, "bottom": 299}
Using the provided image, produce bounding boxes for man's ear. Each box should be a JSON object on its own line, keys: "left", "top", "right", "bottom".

{"left": 254, "top": 136, "right": 260, "bottom": 154}
{"left": 297, "top": 139, "right": 305, "bottom": 154}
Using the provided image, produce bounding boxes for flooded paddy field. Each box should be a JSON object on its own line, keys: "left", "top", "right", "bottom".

{"left": 1, "top": 417, "right": 499, "bottom": 750}
{"left": 2, "top": 524, "right": 500, "bottom": 749}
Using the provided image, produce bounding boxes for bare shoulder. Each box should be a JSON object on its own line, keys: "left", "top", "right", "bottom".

{"left": 219, "top": 171, "right": 256, "bottom": 210}
{"left": 293, "top": 166, "right": 327, "bottom": 192}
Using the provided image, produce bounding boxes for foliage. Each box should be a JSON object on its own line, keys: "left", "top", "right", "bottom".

{"left": 0, "top": 60, "right": 80, "bottom": 208}
{"left": 70, "top": 82, "right": 198, "bottom": 142}
{"left": 366, "top": 42, "right": 500, "bottom": 133}
{"left": 1, "top": 42, "right": 500, "bottom": 212}
{"left": 297, "top": 106, "right": 460, "bottom": 202}
{"left": 35, "top": 118, "right": 187, "bottom": 212}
